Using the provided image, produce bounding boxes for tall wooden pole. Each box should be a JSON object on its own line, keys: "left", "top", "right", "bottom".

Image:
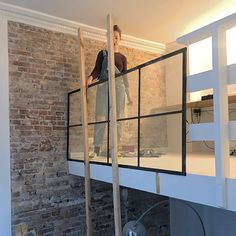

{"left": 107, "top": 14, "right": 122, "bottom": 236}
{"left": 78, "top": 28, "right": 93, "bottom": 236}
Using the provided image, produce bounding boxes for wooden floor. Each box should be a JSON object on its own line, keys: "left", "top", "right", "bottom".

{"left": 70, "top": 152, "right": 236, "bottom": 178}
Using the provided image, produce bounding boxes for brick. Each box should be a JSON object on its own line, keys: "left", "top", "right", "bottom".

{"left": 9, "top": 21, "right": 169, "bottom": 236}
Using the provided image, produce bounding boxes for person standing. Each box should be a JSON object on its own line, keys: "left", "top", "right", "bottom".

{"left": 87, "top": 25, "right": 132, "bottom": 157}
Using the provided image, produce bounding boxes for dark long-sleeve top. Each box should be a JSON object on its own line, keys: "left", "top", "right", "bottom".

{"left": 90, "top": 50, "right": 129, "bottom": 88}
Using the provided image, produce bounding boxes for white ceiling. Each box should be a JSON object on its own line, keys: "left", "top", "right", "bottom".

{"left": 1, "top": 0, "right": 236, "bottom": 44}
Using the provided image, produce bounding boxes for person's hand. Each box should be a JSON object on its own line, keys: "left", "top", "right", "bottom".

{"left": 87, "top": 76, "right": 93, "bottom": 87}
{"left": 127, "top": 98, "right": 133, "bottom": 105}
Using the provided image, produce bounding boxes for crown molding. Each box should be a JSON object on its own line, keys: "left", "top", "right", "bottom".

{"left": 0, "top": 2, "right": 165, "bottom": 54}
{"left": 165, "top": 41, "right": 186, "bottom": 53}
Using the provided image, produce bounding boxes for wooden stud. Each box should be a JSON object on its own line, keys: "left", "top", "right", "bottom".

{"left": 107, "top": 14, "right": 122, "bottom": 236}
{"left": 78, "top": 28, "right": 93, "bottom": 236}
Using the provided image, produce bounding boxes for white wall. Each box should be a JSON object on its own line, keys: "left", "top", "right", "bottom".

{"left": 170, "top": 198, "right": 236, "bottom": 236}
{"left": 0, "top": 16, "right": 11, "bottom": 236}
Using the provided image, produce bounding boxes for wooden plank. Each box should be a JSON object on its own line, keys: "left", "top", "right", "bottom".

{"left": 78, "top": 28, "right": 92, "bottom": 236}
{"left": 137, "top": 94, "right": 236, "bottom": 111}
{"left": 107, "top": 14, "right": 122, "bottom": 236}
{"left": 131, "top": 94, "right": 236, "bottom": 112}
{"left": 187, "top": 99, "right": 214, "bottom": 108}
{"left": 187, "top": 94, "right": 236, "bottom": 108}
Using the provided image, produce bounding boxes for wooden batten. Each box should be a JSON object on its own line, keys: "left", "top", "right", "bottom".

{"left": 78, "top": 28, "right": 93, "bottom": 236}
{"left": 107, "top": 14, "right": 122, "bottom": 236}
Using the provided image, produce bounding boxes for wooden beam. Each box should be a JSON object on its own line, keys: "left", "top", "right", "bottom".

{"left": 187, "top": 94, "right": 236, "bottom": 108}
{"left": 107, "top": 14, "right": 122, "bottom": 236}
{"left": 78, "top": 28, "right": 93, "bottom": 236}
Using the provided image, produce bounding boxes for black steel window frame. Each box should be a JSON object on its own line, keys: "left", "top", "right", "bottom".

{"left": 67, "top": 47, "right": 187, "bottom": 176}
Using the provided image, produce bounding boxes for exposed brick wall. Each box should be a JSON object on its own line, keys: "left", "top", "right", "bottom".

{"left": 8, "top": 21, "right": 87, "bottom": 236}
{"left": 8, "top": 21, "right": 169, "bottom": 235}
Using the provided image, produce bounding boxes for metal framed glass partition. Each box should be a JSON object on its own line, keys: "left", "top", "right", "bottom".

{"left": 67, "top": 48, "right": 187, "bottom": 175}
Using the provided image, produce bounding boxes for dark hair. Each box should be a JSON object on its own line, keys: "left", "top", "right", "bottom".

{"left": 113, "top": 25, "right": 122, "bottom": 38}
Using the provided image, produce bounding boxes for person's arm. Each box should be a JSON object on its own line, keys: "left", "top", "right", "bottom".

{"left": 125, "top": 86, "right": 132, "bottom": 105}
{"left": 87, "top": 50, "right": 103, "bottom": 85}
{"left": 122, "top": 56, "right": 133, "bottom": 105}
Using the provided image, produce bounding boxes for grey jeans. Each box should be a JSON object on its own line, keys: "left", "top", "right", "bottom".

{"left": 94, "top": 75, "right": 125, "bottom": 148}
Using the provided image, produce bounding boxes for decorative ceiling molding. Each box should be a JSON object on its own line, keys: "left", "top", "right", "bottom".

{"left": 0, "top": 2, "right": 165, "bottom": 54}
{"left": 165, "top": 41, "right": 186, "bottom": 53}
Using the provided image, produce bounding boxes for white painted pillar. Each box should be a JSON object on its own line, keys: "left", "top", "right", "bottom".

{"left": 212, "top": 26, "right": 230, "bottom": 208}
{"left": 0, "top": 16, "right": 11, "bottom": 235}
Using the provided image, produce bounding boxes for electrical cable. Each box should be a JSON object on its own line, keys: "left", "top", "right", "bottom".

{"left": 229, "top": 109, "right": 236, "bottom": 114}
{"left": 131, "top": 200, "right": 206, "bottom": 236}
{"left": 186, "top": 119, "right": 190, "bottom": 135}
{"left": 133, "top": 200, "right": 168, "bottom": 227}
{"left": 178, "top": 201, "right": 206, "bottom": 236}
{"left": 190, "top": 108, "right": 201, "bottom": 124}
{"left": 190, "top": 108, "right": 215, "bottom": 150}
{"left": 190, "top": 108, "right": 195, "bottom": 124}
{"left": 197, "top": 112, "right": 201, "bottom": 123}
{"left": 203, "top": 141, "right": 214, "bottom": 150}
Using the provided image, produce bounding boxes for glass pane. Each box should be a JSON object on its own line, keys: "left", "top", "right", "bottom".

{"left": 88, "top": 122, "right": 109, "bottom": 164}
{"left": 116, "top": 119, "right": 138, "bottom": 167}
{"left": 87, "top": 81, "right": 109, "bottom": 123}
{"left": 164, "top": 54, "right": 183, "bottom": 109}
{"left": 68, "top": 126, "right": 83, "bottom": 161}
{"left": 140, "top": 113, "right": 182, "bottom": 172}
{"left": 116, "top": 70, "right": 138, "bottom": 119}
{"left": 69, "top": 92, "right": 81, "bottom": 126}
{"left": 140, "top": 54, "right": 183, "bottom": 116}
